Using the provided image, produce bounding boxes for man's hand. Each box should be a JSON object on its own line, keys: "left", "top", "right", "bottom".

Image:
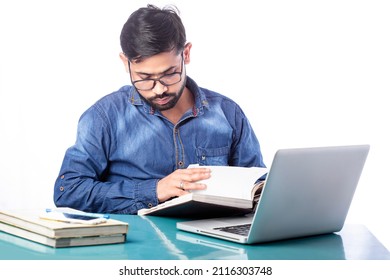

{"left": 157, "top": 167, "right": 211, "bottom": 202}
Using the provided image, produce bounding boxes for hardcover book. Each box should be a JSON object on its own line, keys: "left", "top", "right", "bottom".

{"left": 0, "top": 208, "right": 128, "bottom": 247}
{"left": 138, "top": 165, "right": 268, "bottom": 218}
{"left": 0, "top": 222, "right": 126, "bottom": 248}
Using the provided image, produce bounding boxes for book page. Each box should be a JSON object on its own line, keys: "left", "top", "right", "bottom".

{"left": 188, "top": 165, "right": 268, "bottom": 201}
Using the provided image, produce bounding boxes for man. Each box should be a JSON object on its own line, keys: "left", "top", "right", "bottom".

{"left": 54, "top": 4, "right": 265, "bottom": 214}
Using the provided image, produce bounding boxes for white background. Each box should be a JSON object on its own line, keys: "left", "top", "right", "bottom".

{"left": 1, "top": 0, "right": 389, "bottom": 252}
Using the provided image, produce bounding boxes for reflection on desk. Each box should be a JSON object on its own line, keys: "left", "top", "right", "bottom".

{"left": 1, "top": 215, "right": 389, "bottom": 260}
{"left": 176, "top": 231, "right": 346, "bottom": 260}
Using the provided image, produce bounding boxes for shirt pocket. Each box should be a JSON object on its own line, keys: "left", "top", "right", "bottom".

{"left": 196, "top": 146, "right": 230, "bottom": 166}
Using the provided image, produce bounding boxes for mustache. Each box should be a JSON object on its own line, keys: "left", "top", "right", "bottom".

{"left": 150, "top": 92, "right": 175, "bottom": 101}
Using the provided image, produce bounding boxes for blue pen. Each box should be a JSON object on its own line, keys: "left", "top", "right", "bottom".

{"left": 45, "top": 208, "right": 110, "bottom": 219}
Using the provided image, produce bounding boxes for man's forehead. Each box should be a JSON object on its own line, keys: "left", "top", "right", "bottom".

{"left": 131, "top": 51, "right": 181, "bottom": 74}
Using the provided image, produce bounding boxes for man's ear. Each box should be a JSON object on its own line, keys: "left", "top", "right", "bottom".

{"left": 183, "top": 42, "right": 192, "bottom": 64}
{"left": 119, "top": 52, "right": 129, "bottom": 72}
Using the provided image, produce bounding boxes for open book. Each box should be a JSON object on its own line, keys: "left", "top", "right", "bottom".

{"left": 138, "top": 165, "right": 268, "bottom": 218}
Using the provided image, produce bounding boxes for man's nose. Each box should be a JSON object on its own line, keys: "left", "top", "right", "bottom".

{"left": 152, "top": 81, "right": 168, "bottom": 95}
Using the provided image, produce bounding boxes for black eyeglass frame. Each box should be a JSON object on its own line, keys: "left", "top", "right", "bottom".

{"left": 127, "top": 53, "right": 184, "bottom": 91}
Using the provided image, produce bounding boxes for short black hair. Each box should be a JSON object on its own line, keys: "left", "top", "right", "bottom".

{"left": 120, "top": 4, "right": 186, "bottom": 63}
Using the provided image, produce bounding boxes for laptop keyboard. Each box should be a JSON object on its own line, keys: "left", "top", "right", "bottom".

{"left": 214, "top": 223, "right": 251, "bottom": 236}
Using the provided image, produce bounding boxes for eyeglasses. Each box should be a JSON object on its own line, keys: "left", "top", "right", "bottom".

{"left": 128, "top": 53, "right": 184, "bottom": 91}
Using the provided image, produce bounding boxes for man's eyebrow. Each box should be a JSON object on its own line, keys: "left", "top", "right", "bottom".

{"left": 135, "top": 65, "right": 176, "bottom": 77}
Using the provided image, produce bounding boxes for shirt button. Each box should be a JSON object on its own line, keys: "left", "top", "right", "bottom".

{"left": 201, "top": 155, "right": 206, "bottom": 161}
{"left": 60, "top": 175, "right": 65, "bottom": 179}
{"left": 59, "top": 186, "right": 64, "bottom": 191}
{"left": 178, "top": 161, "right": 184, "bottom": 167}
{"left": 147, "top": 203, "right": 153, "bottom": 208}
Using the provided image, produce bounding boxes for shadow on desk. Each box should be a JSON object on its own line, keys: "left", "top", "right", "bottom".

{"left": 1, "top": 215, "right": 389, "bottom": 260}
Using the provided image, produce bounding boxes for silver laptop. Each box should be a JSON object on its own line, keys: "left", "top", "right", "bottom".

{"left": 177, "top": 145, "right": 370, "bottom": 244}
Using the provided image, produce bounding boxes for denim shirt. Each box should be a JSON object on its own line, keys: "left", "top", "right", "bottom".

{"left": 54, "top": 76, "right": 265, "bottom": 214}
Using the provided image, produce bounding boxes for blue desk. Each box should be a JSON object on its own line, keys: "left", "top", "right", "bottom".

{"left": 1, "top": 215, "right": 389, "bottom": 260}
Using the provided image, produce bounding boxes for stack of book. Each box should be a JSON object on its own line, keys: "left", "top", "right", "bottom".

{"left": 0, "top": 208, "right": 128, "bottom": 248}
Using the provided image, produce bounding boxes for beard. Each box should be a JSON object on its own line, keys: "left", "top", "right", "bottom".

{"left": 142, "top": 76, "right": 187, "bottom": 111}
